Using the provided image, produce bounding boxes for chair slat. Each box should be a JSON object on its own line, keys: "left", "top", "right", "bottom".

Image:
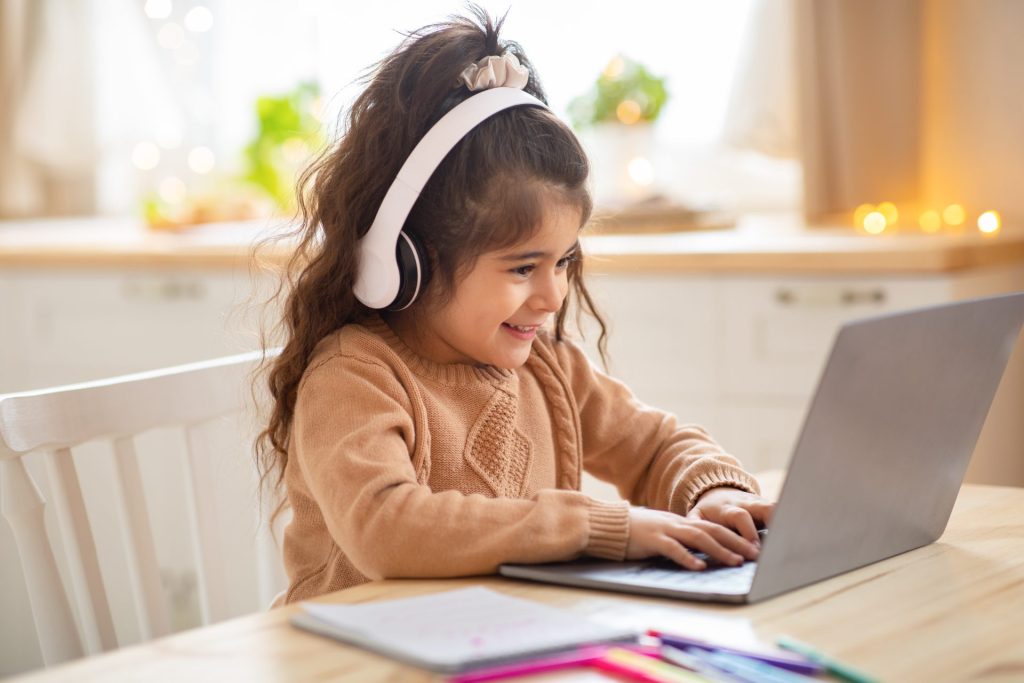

{"left": 0, "top": 350, "right": 265, "bottom": 457}
{"left": 0, "top": 457, "right": 84, "bottom": 664}
{"left": 183, "top": 421, "right": 231, "bottom": 624}
{"left": 255, "top": 489, "right": 288, "bottom": 609}
{"left": 44, "top": 448, "right": 118, "bottom": 654}
{"left": 112, "top": 436, "right": 172, "bottom": 640}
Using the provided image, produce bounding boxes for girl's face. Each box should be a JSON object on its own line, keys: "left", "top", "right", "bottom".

{"left": 393, "top": 199, "right": 582, "bottom": 369}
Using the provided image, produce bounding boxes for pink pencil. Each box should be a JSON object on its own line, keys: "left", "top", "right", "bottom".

{"left": 448, "top": 644, "right": 657, "bottom": 683}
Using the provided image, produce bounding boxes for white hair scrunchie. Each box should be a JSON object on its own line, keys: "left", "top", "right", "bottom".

{"left": 457, "top": 53, "right": 530, "bottom": 91}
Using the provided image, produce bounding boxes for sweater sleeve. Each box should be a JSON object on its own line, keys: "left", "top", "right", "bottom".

{"left": 547, "top": 338, "right": 761, "bottom": 514}
{"left": 290, "top": 353, "right": 630, "bottom": 581}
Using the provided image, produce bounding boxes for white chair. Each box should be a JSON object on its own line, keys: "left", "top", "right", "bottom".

{"left": 0, "top": 350, "right": 286, "bottom": 667}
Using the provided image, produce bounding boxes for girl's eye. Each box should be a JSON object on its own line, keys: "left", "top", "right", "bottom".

{"left": 510, "top": 252, "right": 579, "bottom": 278}
{"left": 557, "top": 252, "right": 580, "bottom": 269}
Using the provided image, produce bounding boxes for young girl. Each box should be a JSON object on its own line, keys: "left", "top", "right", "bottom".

{"left": 258, "top": 7, "right": 774, "bottom": 605}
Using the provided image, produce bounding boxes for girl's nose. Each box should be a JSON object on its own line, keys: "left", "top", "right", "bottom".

{"left": 532, "top": 270, "right": 567, "bottom": 312}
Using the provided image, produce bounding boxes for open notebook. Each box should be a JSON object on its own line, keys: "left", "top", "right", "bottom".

{"left": 291, "top": 586, "right": 639, "bottom": 673}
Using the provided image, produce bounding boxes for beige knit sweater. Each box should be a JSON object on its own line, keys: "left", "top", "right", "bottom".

{"left": 278, "top": 317, "right": 760, "bottom": 604}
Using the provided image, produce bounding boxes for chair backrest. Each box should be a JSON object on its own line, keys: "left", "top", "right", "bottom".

{"left": 0, "top": 349, "right": 285, "bottom": 667}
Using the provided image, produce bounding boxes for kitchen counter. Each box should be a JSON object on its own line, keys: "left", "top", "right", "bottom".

{"left": 2, "top": 213, "right": 1023, "bottom": 273}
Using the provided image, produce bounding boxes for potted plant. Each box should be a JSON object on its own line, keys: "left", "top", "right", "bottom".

{"left": 568, "top": 55, "right": 668, "bottom": 207}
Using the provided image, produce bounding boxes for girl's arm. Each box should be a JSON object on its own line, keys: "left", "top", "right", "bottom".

{"left": 290, "top": 353, "right": 630, "bottom": 580}
{"left": 539, "top": 337, "right": 762, "bottom": 516}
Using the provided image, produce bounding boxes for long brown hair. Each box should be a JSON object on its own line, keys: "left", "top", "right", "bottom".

{"left": 254, "top": 5, "right": 609, "bottom": 507}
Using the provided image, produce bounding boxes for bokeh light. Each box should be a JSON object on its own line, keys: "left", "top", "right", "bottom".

{"left": 158, "top": 177, "right": 187, "bottom": 204}
{"left": 853, "top": 203, "right": 873, "bottom": 229}
{"left": 627, "top": 157, "right": 655, "bottom": 186}
{"left": 877, "top": 201, "right": 898, "bottom": 226}
{"left": 131, "top": 142, "right": 160, "bottom": 170}
{"left": 919, "top": 210, "right": 941, "bottom": 233}
{"left": 144, "top": 0, "right": 172, "bottom": 20}
{"left": 977, "top": 210, "right": 1001, "bottom": 235}
{"left": 942, "top": 204, "right": 966, "bottom": 226}
{"left": 187, "top": 146, "right": 215, "bottom": 174}
{"left": 615, "top": 100, "right": 642, "bottom": 125}
{"left": 863, "top": 211, "right": 887, "bottom": 234}
{"left": 184, "top": 6, "right": 214, "bottom": 32}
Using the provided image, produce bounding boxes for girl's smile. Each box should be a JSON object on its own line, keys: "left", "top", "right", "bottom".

{"left": 501, "top": 322, "right": 540, "bottom": 340}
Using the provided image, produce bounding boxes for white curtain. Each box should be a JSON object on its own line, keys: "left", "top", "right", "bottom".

{"left": 720, "top": 0, "right": 799, "bottom": 160}
{"left": 1, "top": 0, "right": 96, "bottom": 217}
{"left": 0, "top": 0, "right": 183, "bottom": 218}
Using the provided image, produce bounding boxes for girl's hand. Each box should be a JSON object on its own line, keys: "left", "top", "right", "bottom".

{"left": 686, "top": 486, "right": 775, "bottom": 545}
{"left": 625, "top": 507, "right": 761, "bottom": 570}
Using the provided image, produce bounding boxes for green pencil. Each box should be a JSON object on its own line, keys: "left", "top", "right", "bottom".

{"left": 776, "top": 635, "right": 880, "bottom": 683}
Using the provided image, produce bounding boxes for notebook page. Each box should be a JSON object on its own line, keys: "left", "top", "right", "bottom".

{"left": 295, "top": 586, "right": 637, "bottom": 671}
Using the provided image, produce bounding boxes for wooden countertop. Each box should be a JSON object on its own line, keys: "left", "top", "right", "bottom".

{"left": 1, "top": 213, "right": 1023, "bottom": 273}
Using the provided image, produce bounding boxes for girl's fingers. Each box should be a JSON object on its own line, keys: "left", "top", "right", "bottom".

{"left": 703, "top": 521, "right": 760, "bottom": 559}
{"left": 660, "top": 537, "right": 706, "bottom": 571}
{"left": 670, "top": 523, "right": 752, "bottom": 566}
{"left": 747, "top": 500, "right": 775, "bottom": 526}
{"left": 722, "top": 506, "right": 761, "bottom": 545}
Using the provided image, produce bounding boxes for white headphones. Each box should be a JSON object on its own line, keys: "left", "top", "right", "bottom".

{"left": 353, "top": 87, "right": 548, "bottom": 310}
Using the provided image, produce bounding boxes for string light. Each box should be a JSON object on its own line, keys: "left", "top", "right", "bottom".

{"left": 919, "top": 210, "right": 941, "bottom": 233}
{"left": 977, "top": 210, "right": 1001, "bottom": 235}
{"left": 877, "top": 201, "right": 898, "bottom": 226}
{"left": 863, "top": 211, "right": 887, "bottom": 235}
{"left": 853, "top": 204, "right": 874, "bottom": 229}
{"left": 942, "top": 204, "right": 966, "bottom": 227}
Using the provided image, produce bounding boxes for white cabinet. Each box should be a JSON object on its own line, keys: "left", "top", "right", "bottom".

{"left": 0, "top": 268, "right": 270, "bottom": 393}
{"left": 582, "top": 267, "right": 1024, "bottom": 486}
{"left": 2, "top": 264, "right": 1021, "bottom": 483}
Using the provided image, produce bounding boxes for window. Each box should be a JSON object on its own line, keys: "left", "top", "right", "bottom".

{"left": 89, "top": 0, "right": 799, "bottom": 218}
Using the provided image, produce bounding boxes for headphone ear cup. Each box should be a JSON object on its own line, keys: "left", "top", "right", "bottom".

{"left": 388, "top": 230, "right": 431, "bottom": 311}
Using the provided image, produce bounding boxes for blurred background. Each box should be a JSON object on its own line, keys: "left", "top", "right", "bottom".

{"left": 2, "top": 0, "right": 1024, "bottom": 676}
{"left": 2, "top": 1, "right": 1023, "bottom": 228}
{"left": 0, "top": 0, "right": 803, "bottom": 223}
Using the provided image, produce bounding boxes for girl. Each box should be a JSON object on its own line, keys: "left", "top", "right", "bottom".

{"left": 258, "top": 7, "right": 774, "bottom": 605}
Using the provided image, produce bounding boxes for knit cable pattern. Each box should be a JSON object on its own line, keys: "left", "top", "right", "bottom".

{"left": 465, "top": 387, "right": 534, "bottom": 497}
{"left": 525, "top": 338, "right": 584, "bottom": 491}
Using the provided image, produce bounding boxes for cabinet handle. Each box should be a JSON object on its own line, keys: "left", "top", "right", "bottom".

{"left": 840, "top": 288, "right": 887, "bottom": 306}
{"left": 122, "top": 279, "right": 207, "bottom": 302}
{"left": 774, "top": 287, "right": 887, "bottom": 307}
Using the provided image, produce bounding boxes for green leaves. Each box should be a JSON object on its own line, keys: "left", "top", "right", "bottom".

{"left": 568, "top": 55, "right": 668, "bottom": 128}
{"left": 242, "top": 81, "right": 326, "bottom": 211}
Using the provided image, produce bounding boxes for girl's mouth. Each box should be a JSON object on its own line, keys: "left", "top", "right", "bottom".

{"left": 501, "top": 322, "right": 539, "bottom": 340}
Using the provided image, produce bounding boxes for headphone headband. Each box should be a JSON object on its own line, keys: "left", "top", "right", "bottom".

{"left": 353, "top": 87, "right": 549, "bottom": 309}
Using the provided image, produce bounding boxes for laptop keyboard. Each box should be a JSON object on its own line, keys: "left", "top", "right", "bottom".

{"left": 614, "top": 528, "right": 768, "bottom": 594}
{"left": 626, "top": 559, "right": 757, "bottom": 593}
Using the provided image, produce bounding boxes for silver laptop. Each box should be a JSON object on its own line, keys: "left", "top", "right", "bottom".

{"left": 500, "top": 292, "right": 1024, "bottom": 604}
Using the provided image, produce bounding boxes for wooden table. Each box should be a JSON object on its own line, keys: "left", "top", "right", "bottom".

{"left": 12, "top": 473, "right": 1024, "bottom": 682}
